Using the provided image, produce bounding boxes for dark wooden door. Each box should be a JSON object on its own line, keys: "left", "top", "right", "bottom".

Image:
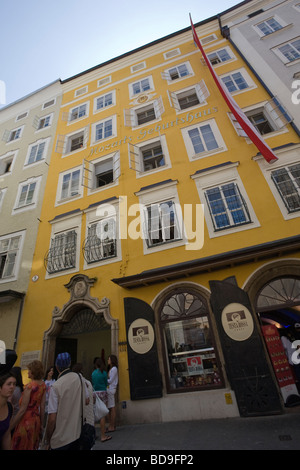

{"left": 125, "top": 297, "right": 162, "bottom": 400}
{"left": 209, "top": 277, "right": 282, "bottom": 416}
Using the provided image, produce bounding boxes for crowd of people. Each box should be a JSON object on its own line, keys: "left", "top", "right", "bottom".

{"left": 0, "top": 349, "right": 118, "bottom": 450}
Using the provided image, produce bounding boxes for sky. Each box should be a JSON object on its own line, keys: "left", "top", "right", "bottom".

{"left": 0, "top": 0, "right": 241, "bottom": 107}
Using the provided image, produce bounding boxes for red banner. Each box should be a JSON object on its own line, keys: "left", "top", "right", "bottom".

{"left": 190, "top": 15, "right": 278, "bottom": 164}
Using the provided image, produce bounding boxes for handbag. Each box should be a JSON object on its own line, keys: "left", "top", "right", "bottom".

{"left": 94, "top": 391, "right": 109, "bottom": 421}
{"left": 78, "top": 374, "right": 96, "bottom": 450}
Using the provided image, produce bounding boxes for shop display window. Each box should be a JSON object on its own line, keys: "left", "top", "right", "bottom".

{"left": 160, "top": 290, "right": 224, "bottom": 392}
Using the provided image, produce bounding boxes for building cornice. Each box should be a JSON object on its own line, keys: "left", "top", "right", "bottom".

{"left": 111, "top": 234, "right": 300, "bottom": 288}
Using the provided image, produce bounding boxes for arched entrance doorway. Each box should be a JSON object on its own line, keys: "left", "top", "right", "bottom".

{"left": 245, "top": 263, "right": 300, "bottom": 405}
{"left": 42, "top": 274, "right": 118, "bottom": 376}
{"left": 55, "top": 308, "right": 111, "bottom": 378}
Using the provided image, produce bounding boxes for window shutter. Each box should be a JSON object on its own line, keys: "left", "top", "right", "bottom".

{"left": 61, "top": 111, "right": 70, "bottom": 122}
{"left": 161, "top": 70, "right": 171, "bottom": 81}
{"left": 154, "top": 96, "right": 165, "bottom": 118}
{"left": 32, "top": 115, "right": 40, "bottom": 130}
{"left": 228, "top": 113, "right": 248, "bottom": 137}
{"left": 112, "top": 151, "right": 121, "bottom": 181}
{"left": 124, "top": 108, "right": 136, "bottom": 127}
{"left": 55, "top": 135, "right": 66, "bottom": 154}
{"left": 195, "top": 79, "right": 210, "bottom": 102}
{"left": 128, "top": 142, "right": 142, "bottom": 172}
{"left": 2, "top": 130, "right": 10, "bottom": 142}
{"left": 167, "top": 90, "right": 180, "bottom": 111}
{"left": 264, "top": 97, "right": 293, "bottom": 129}
{"left": 81, "top": 159, "right": 93, "bottom": 189}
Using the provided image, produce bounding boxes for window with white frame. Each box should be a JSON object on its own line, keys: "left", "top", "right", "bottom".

{"left": 128, "top": 135, "right": 171, "bottom": 174}
{"left": 45, "top": 229, "right": 77, "bottom": 274}
{"left": 69, "top": 103, "right": 88, "bottom": 121}
{"left": 254, "top": 147, "right": 300, "bottom": 219}
{"left": 163, "top": 62, "right": 193, "bottom": 82}
{"left": 91, "top": 116, "right": 116, "bottom": 144}
{"left": 83, "top": 200, "right": 121, "bottom": 268}
{"left": 136, "top": 180, "right": 184, "bottom": 252}
{"left": 56, "top": 128, "right": 88, "bottom": 155}
{"left": 0, "top": 152, "right": 16, "bottom": 175}
{"left": 207, "top": 47, "right": 234, "bottom": 66}
{"left": 255, "top": 17, "right": 284, "bottom": 36}
{"left": 14, "top": 177, "right": 41, "bottom": 211}
{"left": 94, "top": 91, "right": 115, "bottom": 113}
{"left": 192, "top": 162, "right": 260, "bottom": 237}
{"left": 229, "top": 100, "right": 291, "bottom": 138}
{"left": 2, "top": 126, "right": 23, "bottom": 143}
{"left": 83, "top": 152, "right": 120, "bottom": 191}
{"left": 168, "top": 80, "right": 210, "bottom": 111}
{"left": 124, "top": 97, "right": 164, "bottom": 128}
{"left": 0, "top": 231, "right": 25, "bottom": 281}
{"left": 129, "top": 76, "right": 154, "bottom": 98}
{"left": 182, "top": 119, "right": 227, "bottom": 160}
{"left": 220, "top": 69, "right": 255, "bottom": 94}
{"left": 271, "top": 163, "right": 300, "bottom": 213}
{"left": 58, "top": 167, "right": 82, "bottom": 201}
{"left": 36, "top": 114, "right": 52, "bottom": 130}
{"left": 273, "top": 38, "right": 300, "bottom": 63}
{"left": 26, "top": 138, "right": 49, "bottom": 165}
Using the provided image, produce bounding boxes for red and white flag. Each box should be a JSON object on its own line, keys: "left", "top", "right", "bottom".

{"left": 190, "top": 15, "right": 278, "bottom": 164}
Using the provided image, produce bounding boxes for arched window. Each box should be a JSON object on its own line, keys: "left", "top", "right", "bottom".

{"left": 159, "top": 288, "right": 223, "bottom": 392}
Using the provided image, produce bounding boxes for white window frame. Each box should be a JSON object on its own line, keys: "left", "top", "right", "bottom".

{"left": 129, "top": 76, "right": 154, "bottom": 99}
{"left": 182, "top": 118, "right": 227, "bottom": 161}
{"left": 128, "top": 134, "right": 171, "bottom": 176}
{"left": 219, "top": 68, "right": 256, "bottom": 96}
{"left": 56, "top": 127, "right": 89, "bottom": 156}
{"left": 25, "top": 137, "right": 50, "bottom": 166}
{"left": 42, "top": 98, "right": 56, "bottom": 110}
{"left": 2, "top": 125, "right": 24, "bottom": 144}
{"left": 272, "top": 38, "right": 300, "bottom": 65}
{"left": 83, "top": 199, "right": 122, "bottom": 269}
{"left": 131, "top": 62, "right": 146, "bottom": 73}
{"left": 124, "top": 97, "right": 164, "bottom": 129}
{"left": 84, "top": 151, "right": 120, "bottom": 194}
{"left": 34, "top": 113, "right": 53, "bottom": 131}
{"left": 254, "top": 145, "right": 300, "bottom": 220}
{"left": 162, "top": 61, "right": 194, "bottom": 83}
{"left": 167, "top": 80, "right": 210, "bottom": 112}
{"left": 136, "top": 180, "right": 186, "bottom": 254}
{"left": 13, "top": 176, "right": 42, "bottom": 214}
{"left": 206, "top": 47, "right": 236, "bottom": 67}
{"left": 0, "top": 230, "right": 25, "bottom": 283}
{"left": 192, "top": 162, "right": 260, "bottom": 238}
{"left": 93, "top": 90, "right": 116, "bottom": 114}
{"left": 68, "top": 102, "right": 89, "bottom": 123}
{"left": 253, "top": 15, "right": 289, "bottom": 38}
{"left": 46, "top": 212, "right": 81, "bottom": 278}
{"left": 229, "top": 101, "right": 290, "bottom": 139}
{"left": 56, "top": 166, "right": 83, "bottom": 205}
{"left": 0, "top": 150, "right": 17, "bottom": 176}
{"left": 91, "top": 115, "right": 117, "bottom": 145}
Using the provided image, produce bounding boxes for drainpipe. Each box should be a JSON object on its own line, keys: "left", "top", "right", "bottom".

{"left": 217, "top": 15, "right": 300, "bottom": 138}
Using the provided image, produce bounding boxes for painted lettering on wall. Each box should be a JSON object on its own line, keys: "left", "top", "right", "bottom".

{"left": 88, "top": 107, "right": 218, "bottom": 157}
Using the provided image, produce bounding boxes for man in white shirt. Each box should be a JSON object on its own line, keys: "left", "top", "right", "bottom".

{"left": 46, "top": 352, "right": 82, "bottom": 450}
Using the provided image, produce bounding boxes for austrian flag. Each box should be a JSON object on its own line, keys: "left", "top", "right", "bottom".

{"left": 189, "top": 15, "right": 278, "bottom": 164}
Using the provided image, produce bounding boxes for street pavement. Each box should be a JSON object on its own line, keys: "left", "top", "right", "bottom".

{"left": 93, "top": 409, "right": 300, "bottom": 451}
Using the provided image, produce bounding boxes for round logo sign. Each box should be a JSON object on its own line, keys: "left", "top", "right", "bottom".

{"left": 221, "top": 303, "right": 254, "bottom": 342}
{"left": 128, "top": 319, "right": 155, "bottom": 354}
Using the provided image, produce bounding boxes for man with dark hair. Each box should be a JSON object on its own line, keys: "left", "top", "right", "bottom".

{"left": 46, "top": 352, "right": 83, "bottom": 450}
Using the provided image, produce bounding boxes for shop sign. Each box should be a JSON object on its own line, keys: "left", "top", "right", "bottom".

{"left": 221, "top": 303, "right": 254, "bottom": 342}
{"left": 128, "top": 318, "right": 155, "bottom": 354}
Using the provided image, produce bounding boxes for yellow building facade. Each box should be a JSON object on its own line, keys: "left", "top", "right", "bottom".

{"left": 15, "top": 15, "right": 300, "bottom": 423}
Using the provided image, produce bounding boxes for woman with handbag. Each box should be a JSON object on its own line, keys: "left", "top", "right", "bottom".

{"left": 92, "top": 358, "right": 111, "bottom": 442}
